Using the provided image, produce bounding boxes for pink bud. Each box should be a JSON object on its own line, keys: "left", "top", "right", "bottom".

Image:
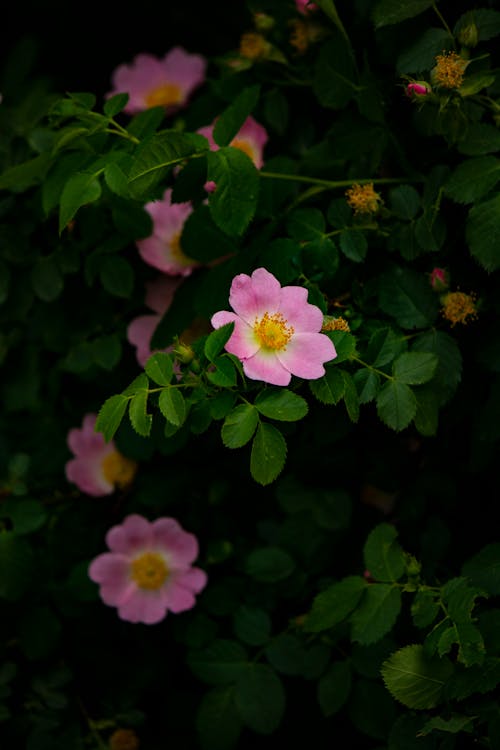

{"left": 406, "top": 82, "right": 430, "bottom": 97}
{"left": 430, "top": 267, "right": 449, "bottom": 292}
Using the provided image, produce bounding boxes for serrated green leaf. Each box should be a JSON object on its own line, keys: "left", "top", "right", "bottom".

{"left": 445, "top": 157, "right": 500, "bottom": 204}
{"left": 350, "top": 584, "right": 402, "bottom": 645}
{"left": 128, "top": 389, "right": 152, "bottom": 437}
{"left": 187, "top": 639, "right": 248, "bottom": 685}
{"left": 313, "top": 33, "right": 357, "bottom": 109}
{"left": 381, "top": 644, "right": 454, "bottom": 709}
{"left": 213, "top": 85, "right": 261, "bottom": 147}
{"left": 204, "top": 322, "right": 235, "bottom": 362}
{"left": 58, "top": 171, "right": 102, "bottom": 233}
{"left": 411, "top": 590, "right": 440, "bottom": 629}
{"left": 339, "top": 229, "right": 368, "bottom": 262}
{"left": 221, "top": 404, "right": 259, "bottom": 448}
{"left": 342, "top": 370, "right": 360, "bottom": 422}
{"left": 245, "top": 547, "right": 295, "bottom": 582}
{"left": 454, "top": 8, "right": 500, "bottom": 42}
{"left": 234, "top": 664, "right": 285, "bottom": 735}
{"left": 458, "top": 122, "right": 500, "bottom": 156}
{"left": 207, "top": 147, "right": 259, "bottom": 237}
{"left": 99, "top": 255, "right": 134, "bottom": 298}
{"left": 309, "top": 367, "right": 345, "bottom": 404}
{"left": 196, "top": 686, "right": 242, "bottom": 750}
{"left": 466, "top": 193, "right": 500, "bottom": 272}
{"left": 327, "top": 331, "right": 357, "bottom": 363}
{"left": 206, "top": 356, "right": 237, "bottom": 387}
{"left": 444, "top": 657, "right": 500, "bottom": 701}
{"left": 372, "top": 0, "right": 434, "bottom": 28}
{"left": 250, "top": 422, "right": 287, "bottom": 486}
{"left": 254, "top": 389, "right": 308, "bottom": 421}
{"left": 145, "top": 352, "right": 174, "bottom": 386}
{"left": 462, "top": 543, "right": 500, "bottom": 595}
{"left": 317, "top": 660, "right": 352, "bottom": 717}
{"left": 396, "top": 27, "right": 451, "bottom": 73}
{"left": 158, "top": 388, "right": 187, "bottom": 427}
{"left": 393, "top": 351, "right": 438, "bottom": 385}
{"left": 418, "top": 715, "right": 475, "bottom": 736}
{"left": 90, "top": 334, "right": 122, "bottom": 370}
{"left": 354, "top": 369, "right": 380, "bottom": 403}
{"left": 103, "top": 92, "right": 129, "bottom": 117}
{"left": 388, "top": 185, "right": 421, "bottom": 219}
{"left": 378, "top": 267, "right": 439, "bottom": 329}
{"left": 233, "top": 606, "right": 271, "bottom": 646}
{"left": 376, "top": 380, "right": 417, "bottom": 431}
{"left": 287, "top": 207, "right": 326, "bottom": 241}
{"left": 364, "top": 523, "right": 406, "bottom": 582}
{"left": 367, "top": 327, "right": 407, "bottom": 368}
{"left": 304, "top": 576, "right": 367, "bottom": 632}
{"left": 95, "top": 394, "right": 128, "bottom": 442}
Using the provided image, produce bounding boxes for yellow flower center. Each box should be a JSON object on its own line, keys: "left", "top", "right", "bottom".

{"left": 433, "top": 51, "right": 466, "bottom": 89}
{"left": 130, "top": 552, "right": 169, "bottom": 590}
{"left": 231, "top": 137, "right": 257, "bottom": 163}
{"left": 145, "top": 83, "right": 183, "bottom": 109}
{"left": 345, "top": 183, "right": 382, "bottom": 215}
{"left": 101, "top": 451, "right": 137, "bottom": 489}
{"left": 441, "top": 291, "right": 478, "bottom": 326}
{"left": 169, "top": 231, "right": 196, "bottom": 267}
{"left": 254, "top": 312, "right": 294, "bottom": 351}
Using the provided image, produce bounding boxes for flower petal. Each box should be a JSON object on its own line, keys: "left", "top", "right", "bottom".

{"left": 106, "top": 514, "right": 153, "bottom": 554}
{"left": 65, "top": 457, "right": 113, "bottom": 496}
{"left": 279, "top": 286, "right": 324, "bottom": 332}
{"left": 117, "top": 589, "right": 168, "bottom": 624}
{"left": 229, "top": 268, "right": 281, "bottom": 323}
{"left": 211, "top": 313, "right": 260, "bottom": 360}
{"left": 277, "top": 332, "right": 337, "bottom": 379}
{"left": 243, "top": 350, "right": 292, "bottom": 386}
{"left": 151, "top": 518, "right": 199, "bottom": 566}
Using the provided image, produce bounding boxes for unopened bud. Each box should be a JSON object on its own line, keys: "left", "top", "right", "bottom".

{"left": 457, "top": 21, "right": 479, "bottom": 48}
{"left": 253, "top": 12, "right": 275, "bottom": 32}
{"left": 406, "top": 82, "right": 431, "bottom": 98}
{"left": 173, "top": 341, "right": 195, "bottom": 364}
{"left": 429, "top": 267, "right": 449, "bottom": 292}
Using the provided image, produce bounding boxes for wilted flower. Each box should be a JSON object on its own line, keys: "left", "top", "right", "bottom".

{"left": 211, "top": 267, "right": 337, "bottom": 386}
{"left": 239, "top": 31, "right": 272, "bottom": 61}
{"left": 406, "top": 82, "right": 430, "bottom": 97}
{"left": 136, "top": 189, "right": 199, "bottom": 276}
{"left": 441, "top": 290, "right": 478, "bottom": 326}
{"left": 127, "top": 276, "right": 182, "bottom": 367}
{"left": 107, "top": 47, "right": 207, "bottom": 115}
{"left": 88, "top": 513, "right": 207, "bottom": 624}
{"left": 429, "top": 267, "right": 449, "bottom": 292}
{"left": 109, "top": 728, "right": 140, "bottom": 750}
{"left": 65, "top": 414, "right": 137, "bottom": 497}
{"left": 345, "top": 183, "right": 383, "bottom": 215}
{"left": 432, "top": 51, "right": 467, "bottom": 90}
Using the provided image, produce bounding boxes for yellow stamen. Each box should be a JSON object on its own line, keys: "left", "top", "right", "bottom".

{"left": 254, "top": 312, "right": 294, "bottom": 351}
{"left": 322, "top": 316, "right": 350, "bottom": 332}
{"left": 130, "top": 552, "right": 169, "bottom": 590}
{"left": 169, "top": 231, "right": 197, "bottom": 267}
{"left": 145, "top": 83, "right": 183, "bottom": 109}
{"left": 433, "top": 51, "right": 467, "bottom": 89}
{"left": 345, "top": 183, "right": 382, "bottom": 215}
{"left": 101, "top": 451, "right": 137, "bottom": 489}
{"left": 441, "top": 291, "right": 478, "bottom": 326}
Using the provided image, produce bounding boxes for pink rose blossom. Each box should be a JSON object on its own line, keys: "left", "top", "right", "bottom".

{"left": 295, "top": 0, "right": 318, "bottom": 14}
{"left": 107, "top": 47, "right": 207, "bottom": 115}
{"left": 406, "top": 82, "right": 430, "bottom": 97}
{"left": 136, "top": 188, "right": 200, "bottom": 276}
{"left": 65, "top": 413, "right": 137, "bottom": 497}
{"left": 197, "top": 116, "right": 269, "bottom": 193}
{"left": 211, "top": 267, "right": 337, "bottom": 386}
{"left": 127, "top": 276, "right": 182, "bottom": 367}
{"left": 88, "top": 514, "right": 207, "bottom": 624}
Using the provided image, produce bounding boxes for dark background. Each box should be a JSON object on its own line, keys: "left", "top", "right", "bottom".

{"left": 1, "top": 1, "right": 251, "bottom": 98}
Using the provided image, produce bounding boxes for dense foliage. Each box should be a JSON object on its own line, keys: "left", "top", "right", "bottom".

{"left": 2, "top": 1, "right": 500, "bottom": 747}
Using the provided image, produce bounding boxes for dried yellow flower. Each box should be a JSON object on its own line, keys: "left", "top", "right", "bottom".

{"left": 289, "top": 19, "right": 309, "bottom": 54}
{"left": 109, "top": 728, "right": 140, "bottom": 750}
{"left": 433, "top": 51, "right": 467, "bottom": 90}
{"left": 441, "top": 291, "right": 478, "bottom": 326}
{"left": 322, "top": 316, "right": 351, "bottom": 332}
{"left": 345, "top": 183, "right": 382, "bottom": 215}
{"left": 239, "top": 32, "right": 270, "bottom": 61}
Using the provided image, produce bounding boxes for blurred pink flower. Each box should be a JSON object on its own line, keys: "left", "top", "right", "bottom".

{"left": 127, "top": 276, "right": 182, "bottom": 367}
{"left": 107, "top": 47, "right": 207, "bottom": 115}
{"left": 88, "top": 513, "right": 207, "bottom": 624}
{"left": 136, "top": 188, "right": 200, "bottom": 276}
{"left": 197, "top": 116, "right": 269, "bottom": 192}
{"left": 65, "top": 414, "right": 137, "bottom": 497}
{"left": 295, "top": 0, "right": 318, "bottom": 14}
{"left": 211, "top": 267, "right": 337, "bottom": 386}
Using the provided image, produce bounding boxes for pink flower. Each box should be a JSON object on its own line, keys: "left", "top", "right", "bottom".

{"left": 107, "top": 47, "right": 207, "bottom": 115}
{"left": 88, "top": 514, "right": 207, "bottom": 624}
{"left": 295, "top": 0, "right": 318, "bottom": 14}
{"left": 136, "top": 189, "right": 200, "bottom": 276}
{"left": 406, "top": 82, "right": 430, "bottom": 97}
{"left": 65, "top": 414, "right": 137, "bottom": 497}
{"left": 211, "top": 268, "right": 337, "bottom": 386}
{"left": 197, "top": 116, "right": 269, "bottom": 192}
{"left": 429, "top": 267, "right": 449, "bottom": 292}
{"left": 127, "top": 276, "right": 182, "bottom": 367}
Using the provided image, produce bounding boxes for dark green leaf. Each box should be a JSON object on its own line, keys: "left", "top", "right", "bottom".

{"left": 233, "top": 606, "right": 271, "bottom": 646}
{"left": 213, "top": 85, "right": 261, "bottom": 147}
{"left": 245, "top": 547, "right": 295, "bottom": 583}
{"left": 196, "top": 687, "right": 242, "bottom": 750}
{"left": 58, "top": 171, "right": 102, "bottom": 233}
{"left": 221, "top": 405, "right": 259, "bottom": 448}
{"left": 304, "top": 576, "right": 367, "bottom": 632}
{"left": 128, "top": 389, "right": 152, "bottom": 437}
{"left": 188, "top": 639, "right": 248, "bottom": 685}
{"left": 350, "top": 584, "right": 402, "bottom": 645}
{"left": 254, "top": 389, "right": 308, "bottom": 422}
{"left": 159, "top": 388, "right": 187, "bottom": 427}
{"left": 376, "top": 380, "right": 417, "bottom": 431}
{"left": 207, "top": 147, "right": 259, "bottom": 237}
{"left": 145, "top": 352, "right": 174, "bottom": 386}
{"left": 234, "top": 664, "right": 285, "bottom": 735}
{"left": 466, "top": 193, "right": 500, "bottom": 272}
{"left": 250, "top": 422, "right": 287, "bottom": 485}
{"left": 204, "top": 322, "right": 235, "bottom": 362}
{"left": 372, "top": 0, "right": 434, "bottom": 28}
{"left": 95, "top": 394, "right": 128, "bottom": 442}
{"left": 363, "top": 523, "right": 406, "bottom": 582}
{"left": 317, "top": 660, "right": 352, "bottom": 717}
{"left": 393, "top": 351, "right": 438, "bottom": 385}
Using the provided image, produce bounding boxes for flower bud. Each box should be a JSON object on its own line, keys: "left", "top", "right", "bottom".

{"left": 173, "top": 341, "right": 195, "bottom": 364}
{"left": 429, "top": 267, "right": 449, "bottom": 292}
{"left": 457, "top": 21, "right": 479, "bottom": 48}
{"left": 253, "top": 12, "right": 275, "bottom": 32}
{"left": 406, "top": 82, "right": 430, "bottom": 97}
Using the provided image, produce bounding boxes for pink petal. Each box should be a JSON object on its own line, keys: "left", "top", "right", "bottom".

{"left": 145, "top": 190, "right": 192, "bottom": 239}
{"left": 211, "top": 313, "right": 260, "bottom": 359}
{"left": 162, "top": 47, "right": 207, "bottom": 93}
{"left": 127, "top": 314, "right": 161, "bottom": 367}
{"left": 229, "top": 268, "right": 281, "bottom": 323}
{"left": 151, "top": 518, "right": 199, "bottom": 565}
{"left": 136, "top": 236, "right": 194, "bottom": 276}
{"left": 279, "top": 286, "right": 324, "bottom": 332}
{"left": 242, "top": 350, "right": 292, "bottom": 386}
{"left": 67, "top": 413, "right": 107, "bottom": 456}
{"left": 145, "top": 275, "right": 182, "bottom": 313}
{"left": 178, "top": 567, "right": 208, "bottom": 594}
{"left": 65, "top": 457, "right": 114, "bottom": 496}
{"left": 196, "top": 124, "right": 217, "bottom": 151}
{"left": 276, "top": 332, "right": 337, "bottom": 379}
{"left": 106, "top": 514, "right": 153, "bottom": 554}
{"left": 117, "top": 588, "right": 168, "bottom": 624}
{"left": 88, "top": 552, "right": 130, "bottom": 585}
{"left": 163, "top": 579, "right": 198, "bottom": 613}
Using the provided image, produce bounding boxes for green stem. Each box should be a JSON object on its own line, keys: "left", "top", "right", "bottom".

{"left": 432, "top": 2, "right": 454, "bottom": 40}
{"left": 104, "top": 127, "right": 140, "bottom": 145}
{"left": 260, "top": 172, "right": 422, "bottom": 189}
{"left": 351, "top": 355, "right": 393, "bottom": 380}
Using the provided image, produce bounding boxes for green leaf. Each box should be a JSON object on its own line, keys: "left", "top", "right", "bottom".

{"left": 445, "top": 157, "right": 500, "bottom": 204}
{"left": 250, "top": 422, "right": 287, "bottom": 485}
{"left": 0, "top": 533, "right": 35, "bottom": 600}
{"left": 254, "top": 389, "right": 308, "bottom": 422}
{"left": 412, "top": 329, "right": 462, "bottom": 401}
{"left": 181, "top": 204, "right": 239, "bottom": 264}
{"left": 159, "top": 388, "right": 187, "bottom": 427}
{"left": 103, "top": 92, "right": 129, "bottom": 117}
{"left": 339, "top": 230, "right": 368, "bottom": 262}
{"left": 58, "top": 171, "right": 102, "bottom": 233}
{"left": 234, "top": 664, "right": 285, "bottom": 735}
{"left": 145, "top": 352, "right": 174, "bottom": 386}
{"left": 0, "top": 499, "right": 47, "bottom": 535}
{"left": 445, "top": 656, "right": 500, "bottom": 701}
{"left": 466, "top": 193, "right": 500, "bottom": 272}
{"left": 213, "top": 85, "right": 261, "bottom": 147}
{"left": 363, "top": 523, "right": 406, "bottom": 582}
{"left": 354, "top": 369, "right": 380, "bottom": 404}
{"left": 376, "top": 381, "right": 417, "bottom": 431}
{"left": 187, "top": 639, "right": 248, "bottom": 685}
{"left": 99, "top": 255, "right": 134, "bottom": 298}
{"left": 378, "top": 267, "right": 439, "bottom": 329}
{"left": 286, "top": 207, "right": 326, "bottom": 241}
{"left": 0, "top": 153, "right": 52, "bottom": 191}
{"left": 221, "top": 405, "right": 259, "bottom": 449}
{"left": 462, "top": 543, "right": 500, "bottom": 596}
{"left": 367, "top": 327, "right": 407, "bottom": 368}
{"left": 457, "top": 122, "right": 500, "bottom": 156}
{"left": 233, "top": 606, "right": 271, "bottom": 646}
{"left": 317, "top": 661, "right": 352, "bottom": 717}
{"left": 381, "top": 644, "right": 454, "bottom": 709}
{"left": 90, "top": 334, "right": 122, "bottom": 370}
{"left": 309, "top": 367, "right": 345, "bottom": 404}
{"left": 303, "top": 576, "right": 367, "bottom": 632}
{"left": 327, "top": 331, "right": 357, "bottom": 363}
{"left": 245, "top": 547, "right": 295, "bottom": 583}
{"left": 128, "top": 389, "right": 152, "bottom": 437}
{"left": 31, "top": 255, "right": 64, "bottom": 302}
{"left": 342, "top": 370, "right": 360, "bottom": 423}
{"left": 127, "top": 130, "right": 208, "bottom": 199}
{"left": 396, "top": 27, "right": 451, "bottom": 73}
{"left": 419, "top": 715, "right": 475, "bottom": 737}
{"left": 372, "top": 0, "right": 434, "bottom": 28}
{"left": 411, "top": 590, "right": 440, "bottom": 629}
{"left": 206, "top": 356, "right": 237, "bottom": 387}
{"left": 207, "top": 147, "right": 259, "bottom": 237}
{"left": 393, "top": 352, "right": 438, "bottom": 385}
{"left": 196, "top": 687, "right": 242, "bottom": 750}
{"left": 454, "top": 8, "right": 500, "bottom": 42}
{"left": 204, "top": 322, "right": 235, "bottom": 362}
{"left": 459, "top": 72, "right": 496, "bottom": 97}
{"left": 388, "top": 185, "right": 421, "bottom": 219}
{"left": 95, "top": 394, "right": 128, "bottom": 442}
{"left": 350, "top": 584, "right": 402, "bottom": 645}
{"left": 313, "top": 33, "right": 357, "bottom": 110}
{"left": 19, "top": 605, "right": 61, "bottom": 660}
{"left": 265, "top": 634, "right": 307, "bottom": 676}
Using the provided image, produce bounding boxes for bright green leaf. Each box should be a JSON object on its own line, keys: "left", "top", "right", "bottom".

{"left": 381, "top": 644, "right": 454, "bottom": 709}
